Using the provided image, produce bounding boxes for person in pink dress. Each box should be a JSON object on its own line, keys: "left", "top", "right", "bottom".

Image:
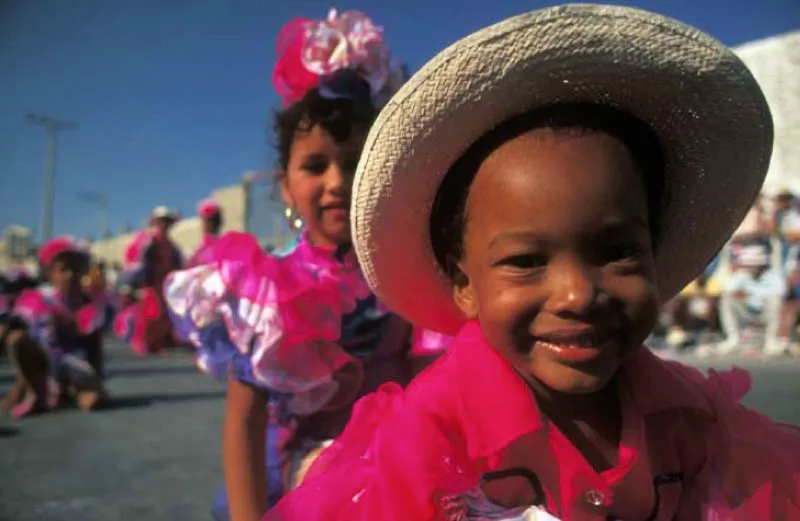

{"left": 115, "top": 206, "right": 184, "bottom": 355}
{"left": 2, "top": 236, "right": 109, "bottom": 418}
{"left": 265, "top": 5, "right": 799, "bottom": 520}
{"left": 187, "top": 199, "right": 223, "bottom": 269}
{"left": 161, "top": 9, "right": 439, "bottom": 520}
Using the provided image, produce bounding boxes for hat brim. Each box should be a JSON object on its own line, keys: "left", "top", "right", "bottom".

{"left": 351, "top": 4, "right": 773, "bottom": 335}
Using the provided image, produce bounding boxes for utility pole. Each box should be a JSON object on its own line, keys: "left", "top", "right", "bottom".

{"left": 26, "top": 114, "right": 76, "bottom": 243}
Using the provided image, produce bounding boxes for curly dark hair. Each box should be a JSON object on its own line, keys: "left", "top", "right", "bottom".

{"left": 430, "top": 103, "right": 666, "bottom": 272}
{"left": 273, "top": 71, "right": 377, "bottom": 174}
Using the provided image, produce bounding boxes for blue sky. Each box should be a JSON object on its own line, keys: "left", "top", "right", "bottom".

{"left": 1, "top": 0, "right": 798, "bottom": 241}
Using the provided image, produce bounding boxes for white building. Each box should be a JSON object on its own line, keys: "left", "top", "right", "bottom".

{"left": 735, "top": 30, "right": 800, "bottom": 195}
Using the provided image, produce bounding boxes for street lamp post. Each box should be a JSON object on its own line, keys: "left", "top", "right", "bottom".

{"left": 77, "top": 191, "right": 109, "bottom": 261}
{"left": 26, "top": 114, "right": 76, "bottom": 243}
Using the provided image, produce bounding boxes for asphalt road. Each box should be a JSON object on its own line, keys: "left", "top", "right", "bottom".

{"left": 0, "top": 339, "right": 798, "bottom": 521}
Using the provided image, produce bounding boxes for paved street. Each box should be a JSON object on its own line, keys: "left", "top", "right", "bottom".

{"left": 1, "top": 339, "right": 799, "bottom": 521}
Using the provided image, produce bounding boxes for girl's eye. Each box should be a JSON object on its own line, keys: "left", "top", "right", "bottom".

{"left": 497, "top": 253, "right": 548, "bottom": 270}
{"left": 302, "top": 159, "right": 329, "bottom": 175}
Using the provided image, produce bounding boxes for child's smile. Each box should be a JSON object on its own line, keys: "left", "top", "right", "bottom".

{"left": 454, "top": 127, "right": 660, "bottom": 394}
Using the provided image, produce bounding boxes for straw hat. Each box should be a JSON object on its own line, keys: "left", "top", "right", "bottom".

{"left": 351, "top": 4, "right": 773, "bottom": 334}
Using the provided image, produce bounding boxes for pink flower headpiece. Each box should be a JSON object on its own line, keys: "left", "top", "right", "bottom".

{"left": 197, "top": 198, "right": 221, "bottom": 219}
{"left": 273, "top": 8, "right": 403, "bottom": 107}
{"left": 38, "top": 235, "right": 90, "bottom": 267}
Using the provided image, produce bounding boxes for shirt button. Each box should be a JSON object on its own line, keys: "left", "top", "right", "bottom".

{"left": 584, "top": 489, "right": 605, "bottom": 507}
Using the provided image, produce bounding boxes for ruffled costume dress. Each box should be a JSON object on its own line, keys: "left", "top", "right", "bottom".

{"left": 11, "top": 285, "right": 110, "bottom": 403}
{"left": 114, "top": 230, "right": 184, "bottom": 355}
{"left": 164, "top": 230, "right": 408, "bottom": 517}
{"left": 266, "top": 321, "right": 800, "bottom": 521}
{"left": 187, "top": 233, "right": 221, "bottom": 269}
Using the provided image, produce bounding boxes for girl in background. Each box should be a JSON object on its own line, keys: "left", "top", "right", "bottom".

{"left": 2, "top": 237, "right": 109, "bottom": 418}
{"left": 164, "top": 9, "right": 416, "bottom": 520}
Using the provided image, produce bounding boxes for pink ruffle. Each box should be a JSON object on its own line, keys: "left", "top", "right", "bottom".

{"left": 273, "top": 17, "right": 320, "bottom": 106}
{"left": 266, "top": 383, "right": 476, "bottom": 521}
{"left": 186, "top": 235, "right": 220, "bottom": 269}
{"left": 666, "top": 362, "right": 800, "bottom": 517}
{"left": 123, "top": 230, "right": 153, "bottom": 270}
{"left": 272, "top": 9, "right": 392, "bottom": 106}
{"left": 164, "top": 232, "right": 369, "bottom": 415}
{"left": 266, "top": 325, "right": 800, "bottom": 520}
{"left": 14, "top": 287, "right": 107, "bottom": 337}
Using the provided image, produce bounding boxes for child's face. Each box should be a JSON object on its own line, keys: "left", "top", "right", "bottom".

{"left": 281, "top": 124, "right": 364, "bottom": 247}
{"left": 48, "top": 253, "right": 89, "bottom": 297}
{"left": 454, "top": 129, "right": 659, "bottom": 394}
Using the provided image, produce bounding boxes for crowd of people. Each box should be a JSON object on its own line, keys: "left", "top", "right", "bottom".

{"left": 0, "top": 199, "right": 225, "bottom": 417}
{"left": 655, "top": 191, "right": 800, "bottom": 358}
{"left": 1, "top": 3, "right": 799, "bottom": 520}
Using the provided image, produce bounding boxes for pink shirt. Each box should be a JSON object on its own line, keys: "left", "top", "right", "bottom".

{"left": 267, "top": 321, "right": 800, "bottom": 520}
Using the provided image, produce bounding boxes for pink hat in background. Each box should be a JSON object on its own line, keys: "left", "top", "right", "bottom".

{"left": 38, "top": 236, "right": 90, "bottom": 267}
{"left": 197, "top": 198, "right": 221, "bottom": 219}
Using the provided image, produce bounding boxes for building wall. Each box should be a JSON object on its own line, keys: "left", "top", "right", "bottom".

{"left": 735, "top": 30, "right": 800, "bottom": 195}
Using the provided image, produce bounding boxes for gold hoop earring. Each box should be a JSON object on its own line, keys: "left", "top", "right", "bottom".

{"left": 284, "top": 207, "right": 303, "bottom": 231}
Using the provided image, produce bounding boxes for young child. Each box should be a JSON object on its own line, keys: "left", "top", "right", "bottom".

{"left": 163, "top": 9, "right": 416, "bottom": 520}
{"left": 187, "top": 199, "right": 223, "bottom": 268}
{"left": 2, "top": 237, "right": 109, "bottom": 418}
{"left": 266, "top": 5, "right": 799, "bottom": 520}
{"left": 115, "top": 206, "right": 184, "bottom": 355}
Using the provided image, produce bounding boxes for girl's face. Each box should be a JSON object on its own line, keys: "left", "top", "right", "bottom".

{"left": 454, "top": 129, "right": 659, "bottom": 394}
{"left": 48, "top": 252, "right": 89, "bottom": 297}
{"left": 281, "top": 124, "right": 364, "bottom": 248}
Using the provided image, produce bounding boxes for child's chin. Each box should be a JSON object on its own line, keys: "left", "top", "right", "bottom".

{"left": 536, "top": 365, "right": 615, "bottom": 395}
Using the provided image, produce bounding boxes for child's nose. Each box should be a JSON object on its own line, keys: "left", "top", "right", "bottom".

{"left": 544, "top": 260, "right": 598, "bottom": 315}
{"left": 325, "top": 164, "right": 347, "bottom": 193}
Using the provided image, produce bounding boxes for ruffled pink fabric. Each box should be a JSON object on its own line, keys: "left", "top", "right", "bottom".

{"left": 14, "top": 286, "right": 107, "bottom": 338}
{"left": 272, "top": 9, "right": 391, "bottom": 106}
{"left": 186, "top": 234, "right": 220, "bottom": 269}
{"left": 665, "top": 362, "right": 800, "bottom": 518}
{"left": 265, "top": 322, "right": 800, "bottom": 520}
{"left": 123, "top": 230, "right": 153, "bottom": 270}
{"left": 164, "top": 231, "right": 370, "bottom": 415}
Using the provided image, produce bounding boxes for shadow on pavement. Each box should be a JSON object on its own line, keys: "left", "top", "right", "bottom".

{"left": 106, "top": 365, "right": 200, "bottom": 378}
{"left": 100, "top": 390, "right": 225, "bottom": 411}
{"left": 0, "top": 425, "right": 20, "bottom": 437}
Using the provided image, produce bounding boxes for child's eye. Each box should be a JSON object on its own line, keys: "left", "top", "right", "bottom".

{"left": 497, "top": 253, "right": 548, "bottom": 270}
{"left": 302, "top": 159, "right": 329, "bottom": 175}
{"left": 602, "top": 243, "right": 644, "bottom": 265}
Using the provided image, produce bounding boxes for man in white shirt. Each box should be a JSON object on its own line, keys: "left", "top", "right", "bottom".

{"left": 718, "top": 243, "right": 787, "bottom": 356}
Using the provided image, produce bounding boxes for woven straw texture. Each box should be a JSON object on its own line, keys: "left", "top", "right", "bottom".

{"left": 351, "top": 4, "right": 773, "bottom": 334}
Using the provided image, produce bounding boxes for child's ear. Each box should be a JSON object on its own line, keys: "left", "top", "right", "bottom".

{"left": 450, "top": 259, "right": 478, "bottom": 319}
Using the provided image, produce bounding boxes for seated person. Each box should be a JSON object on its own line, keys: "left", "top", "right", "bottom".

{"left": 667, "top": 273, "right": 722, "bottom": 351}
{"left": 718, "top": 243, "right": 787, "bottom": 356}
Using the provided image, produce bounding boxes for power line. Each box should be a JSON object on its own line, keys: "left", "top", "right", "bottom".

{"left": 25, "top": 113, "right": 76, "bottom": 243}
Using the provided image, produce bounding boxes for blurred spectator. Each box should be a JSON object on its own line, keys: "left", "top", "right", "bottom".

{"left": 772, "top": 190, "right": 800, "bottom": 352}
{"left": 669, "top": 272, "right": 722, "bottom": 352}
{"left": 718, "top": 242, "right": 786, "bottom": 356}
{"left": 731, "top": 194, "right": 772, "bottom": 245}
